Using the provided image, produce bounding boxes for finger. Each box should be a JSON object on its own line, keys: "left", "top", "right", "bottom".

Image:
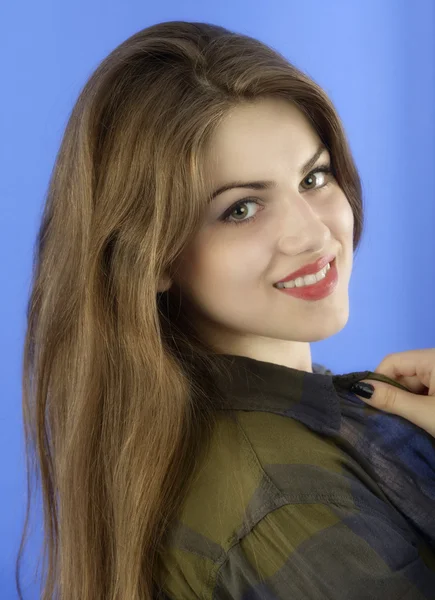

{"left": 356, "top": 379, "right": 434, "bottom": 435}
{"left": 374, "top": 350, "right": 435, "bottom": 392}
{"left": 386, "top": 374, "right": 429, "bottom": 395}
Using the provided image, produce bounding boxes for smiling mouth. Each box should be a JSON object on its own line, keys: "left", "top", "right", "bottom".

{"left": 272, "top": 258, "right": 339, "bottom": 300}
{"left": 274, "top": 259, "right": 335, "bottom": 289}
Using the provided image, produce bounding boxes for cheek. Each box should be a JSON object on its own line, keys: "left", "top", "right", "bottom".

{"left": 345, "top": 195, "right": 355, "bottom": 227}
{"left": 328, "top": 193, "right": 354, "bottom": 238}
{"left": 176, "top": 230, "right": 266, "bottom": 303}
{"left": 345, "top": 201, "right": 355, "bottom": 237}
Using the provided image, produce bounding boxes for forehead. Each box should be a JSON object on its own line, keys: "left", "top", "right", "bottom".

{"left": 205, "top": 98, "right": 321, "bottom": 178}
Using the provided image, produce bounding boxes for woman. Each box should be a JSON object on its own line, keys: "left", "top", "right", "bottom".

{"left": 17, "top": 21, "right": 435, "bottom": 599}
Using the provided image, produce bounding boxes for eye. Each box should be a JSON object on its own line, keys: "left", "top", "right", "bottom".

{"left": 301, "top": 165, "right": 333, "bottom": 190}
{"left": 221, "top": 163, "right": 334, "bottom": 227}
{"left": 221, "top": 198, "right": 263, "bottom": 227}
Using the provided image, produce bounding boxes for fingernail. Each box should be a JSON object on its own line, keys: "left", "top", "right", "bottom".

{"left": 349, "top": 382, "right": 375, "bottom": 399}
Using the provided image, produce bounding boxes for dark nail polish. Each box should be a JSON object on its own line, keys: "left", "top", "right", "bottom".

{"left": 350, "top": 382, "right": 375, "bottom": 399}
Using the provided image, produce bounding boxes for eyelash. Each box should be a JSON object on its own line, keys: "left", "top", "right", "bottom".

{"left": 221, "top": 164, "right": 334, "bottom": 227}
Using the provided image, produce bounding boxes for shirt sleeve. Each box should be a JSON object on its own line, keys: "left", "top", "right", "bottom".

{"left": 212, "top": 500, "right": 435, "bottom": 600}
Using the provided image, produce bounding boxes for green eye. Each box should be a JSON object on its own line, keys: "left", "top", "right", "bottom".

{"left": 301, "top": 165, "right": 333, "bottom": 190}
{"left": 222, "top": 199, "right": 262, "bottom": 227}
{"left": 221, "top": 163, "right": 334, "bottom": 227}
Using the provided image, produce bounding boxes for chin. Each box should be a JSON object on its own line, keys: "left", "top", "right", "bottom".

{"left": 298, "top": 309, "right": 350, "bottom": 342}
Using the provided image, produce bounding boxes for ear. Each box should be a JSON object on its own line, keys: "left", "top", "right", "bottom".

{"left": 157, "top": 273, "right": 172, "bottom": 294}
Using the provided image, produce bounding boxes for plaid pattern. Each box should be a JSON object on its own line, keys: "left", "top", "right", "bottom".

{"left": 158, "top": 354, "right": 435, "bottom": 599}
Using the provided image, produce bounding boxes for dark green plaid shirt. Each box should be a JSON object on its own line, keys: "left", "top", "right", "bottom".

{"left": 158, "top": 354, "right": 435, "bottom": 599}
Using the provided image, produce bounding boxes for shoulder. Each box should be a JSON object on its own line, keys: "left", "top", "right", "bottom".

{"left": 158, "top": 411, "right": 363, "bottom": 598}
{"left": 172, "top": 410, "right": 351, "bottom": 548}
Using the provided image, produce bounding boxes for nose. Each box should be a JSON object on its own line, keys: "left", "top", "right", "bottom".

{"left": 275, "top": 195, "right": 331, "bottom": 255}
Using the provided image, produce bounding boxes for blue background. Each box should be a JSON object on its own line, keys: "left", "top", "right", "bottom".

{"left": 1, "top": 1, "right": 434, "bottom": 597}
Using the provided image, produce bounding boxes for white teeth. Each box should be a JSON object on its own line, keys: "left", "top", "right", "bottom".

{"left": 276, "top": 261, "right": 331, "bottom": 289}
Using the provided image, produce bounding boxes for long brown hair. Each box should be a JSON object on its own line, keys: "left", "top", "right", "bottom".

{"left": 16, "top": 20, "right": 364, "bottom": 600}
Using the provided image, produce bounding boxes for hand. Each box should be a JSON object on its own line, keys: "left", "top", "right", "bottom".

{"left": 352, "top": 349, "right": 435, "bottom": 438}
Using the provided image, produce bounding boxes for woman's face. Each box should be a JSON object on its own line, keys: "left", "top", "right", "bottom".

{"left": 167, "top": 97, "right": 354, "bottom": 369}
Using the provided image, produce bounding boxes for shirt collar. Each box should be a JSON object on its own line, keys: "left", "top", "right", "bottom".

{"left": 211, "top": 353, "right": 383, "bottom": 436}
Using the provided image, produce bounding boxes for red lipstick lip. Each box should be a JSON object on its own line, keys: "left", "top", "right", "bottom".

{"left": 275, "top": 254, "right": 336, "bottom": 284}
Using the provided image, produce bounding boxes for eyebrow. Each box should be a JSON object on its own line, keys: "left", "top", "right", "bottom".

{"left": 208, "top": 143, "right": 328, "bottom": 202}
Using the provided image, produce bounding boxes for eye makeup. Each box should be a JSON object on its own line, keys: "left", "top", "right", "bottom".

{"left": 220, "top": 163, "right": 334, "bottom": 227}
